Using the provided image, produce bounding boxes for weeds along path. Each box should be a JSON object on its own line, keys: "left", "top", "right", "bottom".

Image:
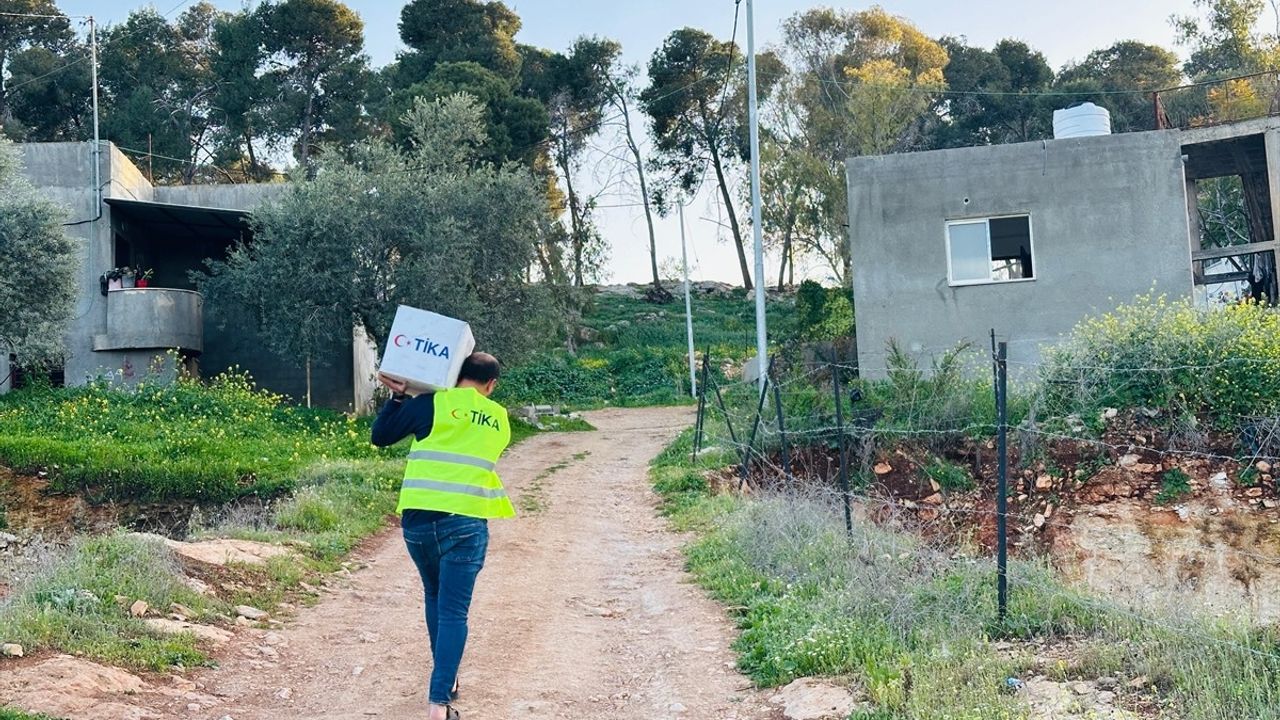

{"left": 154, "top": 406, "right": 772, "bottom": 720}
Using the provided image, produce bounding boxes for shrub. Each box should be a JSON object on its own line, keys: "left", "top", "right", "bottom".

{"left": 793, "top": 280, "right": 855, "bottom": 342}
{"left": 1155, "top": 468, "right": 1193, "bottom": 505}
{"left": 1042, "top": 295, "right": 1280, "bottom": 424}
{"left": 861, "top": 341, "right": 994, "bottom": 446}
{"left": 275, "top": 488, "right": 342, "bottom": 533}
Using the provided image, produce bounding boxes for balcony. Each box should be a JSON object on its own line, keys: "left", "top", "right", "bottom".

{"left": 93, "top": 288, "right": 204, "bottom": 353}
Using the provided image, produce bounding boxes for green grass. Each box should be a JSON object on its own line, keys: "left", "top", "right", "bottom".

{"left": 0, "top": 372, "right": 395, "bottom": 502}
{"left": 0, "top": 534, "right": 222, "bottom": 671}
{"left": 498, "top": 291, "right": 796, "bottom": 408}
{"left": 0, "top": 709, "right": 62, "bottom": 720}
{"left": 652, "top": 428, "right": 1280, "bottom": 719}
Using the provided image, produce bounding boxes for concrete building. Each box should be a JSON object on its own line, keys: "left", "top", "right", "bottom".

{"left": 846, "top": 116, "right": 1280, "bottom": 375}
{"left": 2, "top": 141, "right": 375, "bottom": 412}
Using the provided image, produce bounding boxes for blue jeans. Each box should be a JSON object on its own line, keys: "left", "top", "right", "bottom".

{"left": 402, "top": 512, "right": 489, "bottom": 706}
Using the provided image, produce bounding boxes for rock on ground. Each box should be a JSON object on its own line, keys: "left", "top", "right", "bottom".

{"left": 128, "top": 533, "right": 295, "bottom": 567}
{"left": 143, "top": 618, "right": 234, "bottom": 645}
{"left": 769, "top": 678, "right": 863, "bottom": 720}
{"left": 1020, "top": 677, "right": 1137, "bottom": 719}
{"left": 0, "top": 655, "right": 216, "bottom": 720}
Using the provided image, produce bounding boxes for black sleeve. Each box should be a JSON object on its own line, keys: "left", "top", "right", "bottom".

{"left": 370, "top": 393, "right": 435, "bottom": 446}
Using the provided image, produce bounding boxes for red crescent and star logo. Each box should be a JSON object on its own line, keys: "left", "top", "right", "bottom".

{"left": 393, "top": 334, "right": 408, "bottom": 348}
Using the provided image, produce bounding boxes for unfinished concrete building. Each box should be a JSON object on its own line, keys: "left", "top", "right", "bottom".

{"left": 1, "top": 142, "right": 375, "bottom": 412}
{"left": 846, "top": 100, "right": 1280, "bottom": 375}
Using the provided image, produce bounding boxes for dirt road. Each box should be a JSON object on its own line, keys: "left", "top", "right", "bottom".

{"left": 154, "top": 406, "right": 772, "bottom": 720}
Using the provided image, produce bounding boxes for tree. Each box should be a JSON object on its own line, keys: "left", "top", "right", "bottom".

{"left": 0, "top": 0, "right": 74, "bottom": 134}
{"left": 772, "top": 7, "right": 947, "bottom": 284}
{"left": 259, "top": 0, "right": 369, "bottom": 169}
{"left": 642, "top": 28, "right": 756, "bottom": 289}
{"left": 7, "top": 42, "right": 92, "bottom": 141}
{"left": 0, "top": 138, "right": 77, "bottom": 366}
{"left": 396, "top": 0, "right": 522, "bottom": 83}
{"left": 929, "top": 38, "right": 1054, "bottom": 147}
{"left": 1055, "top": 41, "right": 1182, "bottom": 132}
{"left": 383, "top": 1, "right": 550, "bottom": 171}
{"left": 391, "top": 61, "right": 547, "bottom": 165}
{"left": 602, "top": 62, "right": 666, "bottom": 295}
{"left": 521, "top": 37, "right": 621, "bottom": 287}
{"left": 1173, "top": 0, "right": 1280, "bottom": 79}
{"left": 200, "top": 94, "right": 554, "bottom": 367}
{"left": 98, "top": 4, "right": 224, "bottom": 184}
{"left": 209, "top": 9, "right": 274, "bottom": 180}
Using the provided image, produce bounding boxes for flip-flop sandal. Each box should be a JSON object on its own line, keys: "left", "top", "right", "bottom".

{"left": 446, "top": 706, "right": 460, "bottom": 720}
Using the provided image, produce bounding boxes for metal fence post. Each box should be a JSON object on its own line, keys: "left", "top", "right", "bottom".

{"left": 773, "top": 379, "right": 793, "bottom": 486}
{"left": 832, "top": 361, "right": 853, "bottom": 538}
{"left": 996, "top": 341, "right": 1009, "bottom": 624}
{"left": 693, "top": 353, "right": 709, "bottom": 461}
{"left": 739, "top": 363, "right": 772, "bottom": 490}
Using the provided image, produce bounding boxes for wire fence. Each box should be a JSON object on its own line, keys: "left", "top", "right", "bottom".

{"left": 681, "top": 332, "right": 1280, "bottom": 710}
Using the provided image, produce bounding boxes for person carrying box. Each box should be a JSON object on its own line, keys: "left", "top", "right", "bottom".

{"left": 371, "top": 351, "right": 514, "bottom": 720}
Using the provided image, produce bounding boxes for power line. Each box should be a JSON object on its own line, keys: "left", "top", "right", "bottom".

{"left": 6, "top": 0, "right": 197, "bottom": 95}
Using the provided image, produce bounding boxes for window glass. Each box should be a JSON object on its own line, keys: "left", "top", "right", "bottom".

{"left": 948, "top": 221, "right": 990, "bottom": 283}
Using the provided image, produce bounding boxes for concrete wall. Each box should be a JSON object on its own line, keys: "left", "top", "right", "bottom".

{"left": 96, "top": 289, "right": 204, "bottom": 353}
{"left": 19, "top": 143, "right": 155, "bottom": 387}
{"left": 154, "top": 183, "right": 285, "bottom": 211}
{"left": 846, "top": 130, "right": 1195, "bottom": 375}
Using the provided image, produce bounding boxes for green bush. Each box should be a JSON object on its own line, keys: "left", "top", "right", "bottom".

{"left": 1042, "top": 295, "right": 1280, "bottom": 423}
{"left": 792, "top": 280, "right": 854, "bottom": 342}
{"left": 861, "top": 341, "right": 996, "bottom": 444}
{"left": 652, "top": 426, "right": 1280, "bottom": 719}
{"left": 923, "top": 459, "right": 975, "bottom": 492}
{"left": 1155, "top": 468, "right": 1193, "bottom": 505}
{"left": 209, "top": 460, "right": 402, "bottom": 563}
{"left": 0, "top": 372, "right": 394, "bottom": 502}
{"left": 274, "top": 488, "right": 342, "bottom": 533}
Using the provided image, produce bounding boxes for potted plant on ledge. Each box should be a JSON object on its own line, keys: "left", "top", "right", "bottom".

{"left": 105, "top": 268, "right": 123, "bottom": 291}
{"left": 136, "top": 268, "right": 154, "bottom": 288}
{"left": 120, "top": 267, "right": 136, "bottom": 289}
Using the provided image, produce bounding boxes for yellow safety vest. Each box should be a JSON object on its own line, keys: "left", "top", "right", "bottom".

{"left": 396, "top": 387, "right": 515, "bottom": 519}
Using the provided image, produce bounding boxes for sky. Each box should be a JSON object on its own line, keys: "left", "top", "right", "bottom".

{"left": 60, "top": 0, "right": 1209, "bottom": 285}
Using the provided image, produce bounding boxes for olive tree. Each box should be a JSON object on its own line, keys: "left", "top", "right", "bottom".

{"left": 0, "top": 137, "right": 77, "bottom": 368}
{"left": 200, "top": 93, "right": 554, "bottom": 368}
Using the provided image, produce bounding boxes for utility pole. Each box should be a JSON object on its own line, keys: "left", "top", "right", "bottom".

{"left": 680, "top": 204, "right": 697, "bottom": 397}
{"left": 745, "top": 0, "right": 767, "bottom": 393}
{"left": 89, "top": 16, "right": 101, "bottom": 215}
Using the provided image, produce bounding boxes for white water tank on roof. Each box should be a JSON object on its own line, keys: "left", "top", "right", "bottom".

{"left": 1053, "top": 102, "right": 1112, "bottom": 139}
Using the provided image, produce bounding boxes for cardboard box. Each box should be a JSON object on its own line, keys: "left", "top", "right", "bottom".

{"left": 379, "top": 305, "right": 475, "bottom": 395}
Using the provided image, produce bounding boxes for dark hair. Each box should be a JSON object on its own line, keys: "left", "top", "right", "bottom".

{"left": 458, "top": 352, "right": 500, "bottom": 384}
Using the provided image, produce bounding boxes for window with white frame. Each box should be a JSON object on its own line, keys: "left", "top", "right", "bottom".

{"left": 946, "top": 215, "right": 1034, "bottom": 285}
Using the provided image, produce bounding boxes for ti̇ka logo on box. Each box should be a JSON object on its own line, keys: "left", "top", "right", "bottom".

{"left": 392, "top": 334, "right": 452, "bottom": 359}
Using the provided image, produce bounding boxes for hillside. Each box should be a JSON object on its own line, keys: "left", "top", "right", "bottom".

{"left": 496, "top": 282, "right": 801, "bottom": 408}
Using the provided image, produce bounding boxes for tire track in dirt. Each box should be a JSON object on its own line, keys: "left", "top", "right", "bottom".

{"left": 146, "top": 406, "right": 774, "bottom": 720}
